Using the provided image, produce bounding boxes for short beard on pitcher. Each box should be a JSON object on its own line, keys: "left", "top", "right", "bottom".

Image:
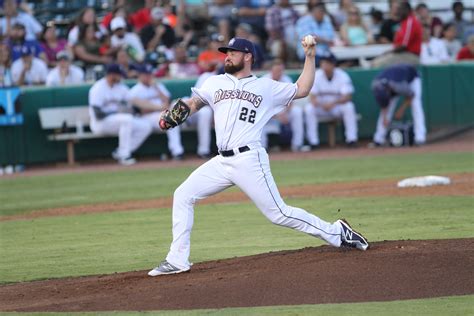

{"left": 224, "top": 60, "right": 245, "bottom": 74}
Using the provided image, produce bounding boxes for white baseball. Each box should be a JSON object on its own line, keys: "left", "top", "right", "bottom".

{"left": 304, "top": 35, "right": 316, "bottom": 46}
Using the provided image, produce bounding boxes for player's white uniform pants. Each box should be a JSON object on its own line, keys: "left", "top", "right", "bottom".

{"left": 165, "top": 146, "right": 343, "bottom": 270}
{"left": 373, "top": 78, "right": 426, "bottom": 144}
{"left": 304, "top": 102, "right": 358, "bottom": 145}
{"left": 90, "top": 113, "right": 152, "bottom": 159}
{"left": 184, "top": 106, "right": 213, "bottom": 156}
{"left": 140, "top": 112, "right": 184, "bottom": 157}
{"left": 261, "top": 106, "right": 305, "bottom": 150}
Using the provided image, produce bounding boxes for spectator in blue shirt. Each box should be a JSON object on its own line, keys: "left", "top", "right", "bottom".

{"left": 296, "top": 3, "right": 335, "bottom": 63}
{"left": 235, "top": 0, "right": 274, "bottom": 41}
{"left": 7, "top": 23, "right": 46, "bottom": 62}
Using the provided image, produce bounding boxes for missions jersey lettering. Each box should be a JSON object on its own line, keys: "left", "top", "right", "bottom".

{"left": 214, "top": 89, "right": 263, "bottom": 108}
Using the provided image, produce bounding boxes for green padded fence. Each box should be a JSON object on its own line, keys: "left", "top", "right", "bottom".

{"left": 0, "top": 64, "right": 473, "bottom": 165}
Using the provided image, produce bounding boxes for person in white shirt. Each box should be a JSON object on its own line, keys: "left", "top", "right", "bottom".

{"left": 110, "top": 16, "right": 145, "bottom": 63}
{"left": 304, "top": 53, "right": 358, "bottom": 148}
{"left": 88, "top": 64, "right": 153, "bottom": 165}
{"left": 11, "top": 45, "right": 48, "bottom": 85}
{"left": 46, "top": 50, "right": 85, "bottom": 86}
{"left": 181, "top": 70, "right": 216, "bottom": 159}
{"left": 442, "top": 23, "right": 463, "bottom": 61}
{"left": 0, "top": 0, "right": 43, "bottom": 40}
{"left": 420, "top": 25, "right": 450, "bottom": 65}
{"left": 128, "top": 64, "right": 185, "bottom": 160}
{"left": 262, "top": 59, "right": 306, "bottom": 152}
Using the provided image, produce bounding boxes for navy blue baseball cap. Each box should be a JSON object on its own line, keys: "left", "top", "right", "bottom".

{"left": 136, "top": 64, "right": 154, "bottom": 75}
{"left": 319, "top": 51, "right": 337, "bottom": 64}
{"left": 105, "top": 63, "right": 126, "bottom": 76}
{"left": 218, "top": 37, "right": 256, "bottom": 59}
{"left": 372, "top": 79, "right": 391, "bottom": 108}
{"left": 20, "top": 45, "right": 32, "bottom": 56}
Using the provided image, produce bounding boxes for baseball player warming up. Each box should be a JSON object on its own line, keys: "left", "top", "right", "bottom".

{"left": 148, "top": 36, "right": 369, "bottom": 276}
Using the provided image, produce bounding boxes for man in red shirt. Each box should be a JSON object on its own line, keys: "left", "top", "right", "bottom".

{"left": 457, "top": 35, "right": 474, "bottom": 60}
{"left": 393, "top": 1, "right": 423, "bottom": 56}
{"left": 372, "top": 1, "right": 422, "bottom": 68}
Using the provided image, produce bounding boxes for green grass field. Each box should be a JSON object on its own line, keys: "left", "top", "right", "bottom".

{"left": 0, "top": 151, "right": 473, "bottom": 314}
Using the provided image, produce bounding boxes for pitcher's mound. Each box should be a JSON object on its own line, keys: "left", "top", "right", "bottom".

{"left": 1, "top": 238, "right": 473, "bottom": 312}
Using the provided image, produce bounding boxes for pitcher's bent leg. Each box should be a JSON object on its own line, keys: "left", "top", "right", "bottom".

{"left": 233, "top": 148, "right": 342, "bottom": 247}
{"left": 165, "top": 156, "right": 233, "bottom": 269}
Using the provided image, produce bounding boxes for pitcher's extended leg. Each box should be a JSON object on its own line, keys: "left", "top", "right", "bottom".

{"left": 166, "top": 157, "right": 233, "bottom": 269}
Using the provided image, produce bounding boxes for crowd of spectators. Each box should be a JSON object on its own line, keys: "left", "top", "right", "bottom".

{"left": 0, "top": 0, "right": 473, "bottom": 88}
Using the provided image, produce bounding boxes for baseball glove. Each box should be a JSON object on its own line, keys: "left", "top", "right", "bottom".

{"left": 159, "top": 98, "right": 191, "bottom": 130}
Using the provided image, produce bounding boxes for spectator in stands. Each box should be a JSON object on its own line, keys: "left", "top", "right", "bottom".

{"left": 115, "top": 47, "right": 139, "bottom": 79}
{"left": 196, "top": 33, "right": 225, "bottom": 73}
{"left": 46, "top": 50, "right": 84, "bottom": 86}
{"left": 208, "top": 0, "right": 234, "bottom": 39}
{"left": 369, "top": 7, "right": 384, "bottom": 42}
{"left": 7, "top": 23, "right": 45, "bottom": 62}
{"left": 457, "top": 35, "right": 474, "bottom": 60}
{"left": 67, "top": 7, "right": 107, "bottom": 47}
{"left": 370, "top": 64, "right": 426, "bottom": 147}
{"left": 234, "top": 23, "right": 266, "bottom": 69}
{"left": 140, "top": 7, "right": 176, "bottom": 53}
{"left": 262, "top": 59, "right": 306, "bottom": 152}
{"left": 420, "top": 24, "right": 449, "bottom": 65}
{"left": 304, "top": 53, "right": 358, "bottom": 149}
{"left": 40, "top": 24, "right": 68, "bottom": 68}
{"left": 415, "top": 3, "right": 443, "bottom": 38}
{"left": 0, "top": 0, "right": 42, "bottom": 40}
{"left": 264, "top": 0, "right": 300, "bottom": 62}
{"left": 128, "top": 64, "right": 185, "bottom": 160}
{"left": 296, "top": 3, "right": 335, "bottom": 64}
{"left": 73, "top": 24, "right": 112, "bottom": 67}
{"left": 378, "top": 0, "right": 399, "bottom": 44}
{"left": 102, "top": 5, "right": 129, "bottom": 31}
{"left": 235, "top": 0, "right": 273, "bottom": 41}
{"left": 372, "top": 1, "right": 422, "bottom": 68}
{"left": 125, "top": 0, "right": 153, "bottom": 32}
{"left": 164, "top": 44, "right": 201, "bottom": 78}
{"left": 0, "top": 42, "right": 13, "bottom": 86}
{"left": 443, "top": 23, "right": 463, "bottom": 61}
{"left": 333, "top": 0, "right": 354, "bottom": 30}
{"left": 110, "top": 16, "right": 145, "bottom": 63}
{"left": 450, "top": 1, "right": 469, "bottom": 44}
{"left": 11, "top": 44, "right": 48, "bottom": 86}
{"left": 339, "top": 6, "right": 374, "bottom": 46}
{"left": 88, "top": 63, "right": 153, "bottom": 166}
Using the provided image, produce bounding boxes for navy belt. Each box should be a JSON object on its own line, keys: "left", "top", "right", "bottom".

{"left": 219, "top": 146, "right": 250, "bottom": 157}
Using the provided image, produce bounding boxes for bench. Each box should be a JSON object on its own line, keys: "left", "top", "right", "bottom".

{"left": 318, "top": 114, "right": 362, "bottom": 147}
{"left": 38, "top": 106, "right": 195, "bottom": 165}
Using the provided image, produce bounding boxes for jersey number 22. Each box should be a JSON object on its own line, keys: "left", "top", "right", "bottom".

{"left": 239, "top": 107, "right": 256, "bottom": 124}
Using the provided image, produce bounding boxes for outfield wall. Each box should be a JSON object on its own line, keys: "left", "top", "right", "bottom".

{"left": 1, "top": 64, "right": 473, "bottom": 165}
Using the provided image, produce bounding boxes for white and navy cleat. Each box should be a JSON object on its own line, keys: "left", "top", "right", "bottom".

{"left": 338, "top": 219, "right": 369, "bottom": 251}
{"left": 148, "top": 260, "right": 190, "bottom": 276}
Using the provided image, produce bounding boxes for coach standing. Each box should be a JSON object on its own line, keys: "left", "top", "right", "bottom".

{"left": 371, "top": 64, "right": 426, "bottom": 146}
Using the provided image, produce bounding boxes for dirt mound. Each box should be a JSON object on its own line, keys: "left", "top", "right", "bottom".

{"left": 1, "top": 238, "right": 473, "bottom": 312}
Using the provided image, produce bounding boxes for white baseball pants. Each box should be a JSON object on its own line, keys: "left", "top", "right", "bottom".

{"left": 373, "top": 78, "right": 426, "bottom": 144}
{"left": 90, "top": 113, "right": 152, "bottom": 159}
{"left": 140, "top": 112, "right": 184, "bottom": 157}
{"left": 165, "top": 147, "right": 343, "bottom": 270}
{"left": 185, "top": 106, "right": 213, "bottom": 156}
{"left": 304, "top": 102, "right": 358, "bottom": 145}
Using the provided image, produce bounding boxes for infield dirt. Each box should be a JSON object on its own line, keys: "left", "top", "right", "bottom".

{"left": 1, "top": 238, "right": 473, "bottom": 311}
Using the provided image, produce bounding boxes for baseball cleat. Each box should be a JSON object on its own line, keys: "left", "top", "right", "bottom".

{"left": 337, "top": 219, "right": 369, "bottom": 251}
{"left": 148, "top": 260, "right": 190, "bottom": 276}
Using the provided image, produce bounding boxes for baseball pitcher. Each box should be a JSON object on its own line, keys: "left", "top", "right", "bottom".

{"left": 148, "top": 36, "right": 369, "bottom": 276}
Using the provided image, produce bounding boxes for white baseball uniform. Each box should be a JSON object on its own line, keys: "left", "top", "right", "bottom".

{"left": 261, "top": 73, "right": 305, "bottom": 150}
{"left": 128, "top": 81, "right": 184, "bottom": 157}
{"left": 184, "top": 71, "right": 215, "bottom": 157}
{"left": 304, "top": 68, "right": 358, "bottom": 145}
{"left": 88, "top": 78, "right": 152, "bottom": 160}
{"left": 164, "top": 73, "right": 343, "bottom": 270}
